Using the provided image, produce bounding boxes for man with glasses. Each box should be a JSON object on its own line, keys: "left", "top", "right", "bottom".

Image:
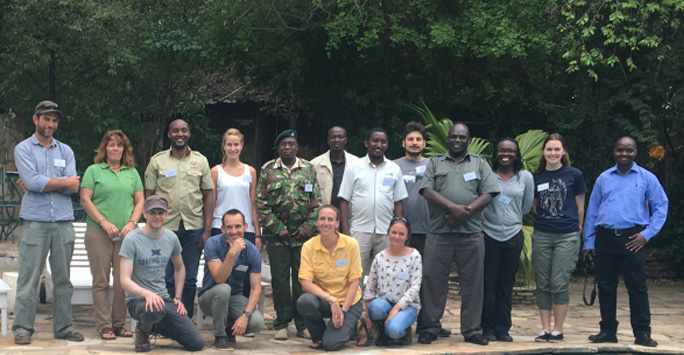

{"left": 338, "top": 128, "right": 408, "bottom": 276}
{"left": 12, "top": 101, "right": 84, "bottom": 345}
{"left": 144, "top": 118, "right": 214, "bottom": 319}
{"left": 257, "top": 129, "right": 321, "bottom": 340}
{"left": 120, "top": 195, "right": 204, "bottom": 352}
{"left": 417, "top": 123, "right": 499, "bottom": 346}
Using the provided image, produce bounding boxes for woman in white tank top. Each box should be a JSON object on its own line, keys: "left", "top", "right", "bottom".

{"left": 210, "top": 128, "right": 261, "bottom": 250}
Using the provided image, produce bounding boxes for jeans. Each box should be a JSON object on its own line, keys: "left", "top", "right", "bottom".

{"left": 296, "top": 293, "right": 363, "bottom": 351}
{"left": 127, "top": 298, "right": 204, "bottom": 351}
{"left": 165, "top": 220, "right": 202, "bottom": 319}
{"left": 368, "top": 298, "right": 418, "bottom": 339}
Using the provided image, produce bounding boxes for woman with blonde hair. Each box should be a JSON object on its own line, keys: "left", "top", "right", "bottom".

{"left": 80, "top": 129, "right": 144, "bottom": 340}
{"left": 210, "top": 128, "right": 260, "bottom": 249}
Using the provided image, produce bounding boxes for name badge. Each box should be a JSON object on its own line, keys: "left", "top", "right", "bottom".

{"left": 403, "top": 175, "right": 416, "bottom": 183}
{"left": 236, "top": 264, "right": 249, "bottom": 272}
{"left": 382, "top": 177, "right": 394, "bottom": 186}
{"left": 243, "top": 175, "right": 252, "bottom": 183}
{"left": 304, "top": 184, "right": 313, "bottom": 192}
{"left": 165, "top": 169, "right": 177, "bottom": 178}
{"left": 335, "top": 258, "right": 348, "bottom": 268}
{"left": 396, "top": 271, "right": 410, "bottom": 280}
{"left": 498, "top": 194, "right": 512, "bottom": 205}
{"left": 415, "top": 166, "right": 426, "bottom": 174}
{"left": 54, "top": 159, "right": 66, "bottom": 168}
{"left": 463, "top": 171, "right": 477, "bottom": 181}
{"left": 537, "top": 182, "right": 549, "bottom": 192}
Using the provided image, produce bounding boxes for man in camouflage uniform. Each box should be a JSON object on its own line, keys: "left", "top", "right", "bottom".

{"left": 257, "top": 129, "right": 321, "bottom": 340}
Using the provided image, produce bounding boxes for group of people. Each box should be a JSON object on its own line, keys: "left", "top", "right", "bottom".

{"left": 11, "top": 100, "right": 669, "bottom": 352}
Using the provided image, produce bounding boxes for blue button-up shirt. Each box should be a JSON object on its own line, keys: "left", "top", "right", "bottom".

{"left": 583, "top": 163, "right": 669, "bottom": 250}
{"left": 198, "top": 233, "right": 261, "bottom": 298}
{"left": 14, "top": 135, "right": 76, "bottom": 222}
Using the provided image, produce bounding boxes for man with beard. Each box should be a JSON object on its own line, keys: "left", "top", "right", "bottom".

{"left": 257, "top": 129, "right": 321, "bottom": 340}
{"left": 12, "top": 101, "right": 84, "bottom": 345}
{"left": 584, "top": 136, "right": 668, "bottom": 347}
{"left": 338, "top": 128, "right": 408, "bottom": 275}
{"left": 417, "top": 123, "right": 499, "bottom": 346}
{"left": 144, "top": 118, "right": 214, "bottom": 319}
{"left": 310, "top": 126, "right": 359, "bottom": 209}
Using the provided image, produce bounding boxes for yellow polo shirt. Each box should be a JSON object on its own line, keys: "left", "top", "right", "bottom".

{"left": 144, "top": 148, "right": 213, "bottom": 231}
{"left": 299, "top": 233, "right": 363, "bottom": 305}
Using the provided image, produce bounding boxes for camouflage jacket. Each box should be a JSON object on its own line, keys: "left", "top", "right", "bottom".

{"left": 257, "top": 157, "right": 321, "bottom": 247}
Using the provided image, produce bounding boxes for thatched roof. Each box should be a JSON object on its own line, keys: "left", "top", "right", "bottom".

{"left": 200, "top": 72, "right": 272, "bottom": 104}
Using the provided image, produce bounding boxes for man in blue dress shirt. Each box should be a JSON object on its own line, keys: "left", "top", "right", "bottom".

{"left": 12, "top": 101, "right": 84, "bottom": 344}
{"left": 583, "top": 136, "right": 669, "bottom": 347}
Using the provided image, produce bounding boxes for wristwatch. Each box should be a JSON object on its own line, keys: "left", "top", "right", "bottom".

{"left": 244, "top": 310, "right": 253, "bottom": 318}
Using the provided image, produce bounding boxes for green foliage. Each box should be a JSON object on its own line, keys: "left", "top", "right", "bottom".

{"left": 516, "top": 130, "right": 548, "bottom": 172}
{"left": 517, "top": 226, "right": 535, "bottom": 287}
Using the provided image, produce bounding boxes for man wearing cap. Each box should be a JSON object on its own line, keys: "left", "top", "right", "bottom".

{"left": 120, "top": 196, "right": 205, "bottom": 352}
{"left": 257, "top": 129, "right": 321, "bottom": 340}
{"left": 310, "top": 126, "right": 359, "bottom": 209}
{"left": 198, "top": 209, "right": 265, "bottom": 349}
{"left": 12, "top": 101, "right": 84, "bottom": 344}
{"left": 144, "top": 118, "right": 214, "bottom": 319}
{"left": 338, "top": 127, "right": 408, "bottom": 275}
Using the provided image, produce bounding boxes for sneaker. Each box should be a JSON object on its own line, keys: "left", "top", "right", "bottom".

{"left": 548, "top": 332, "right": 564, "bottom": 343}
{"left": 535, "top": 331, "right": 550, "bottom": 342}
{"left": 296, "top": 329, "right": 311, "bottom": 339}
{"left": 57, "top": 331, "right": 85, "bottom": 342}
{"left": 14, "top": 333, "right": 31, "bottom": 345}
{"left": 243, "top": 327, "right": 255, "bottom": 337}
{"left": 274, "top": 328, "right": 288, "bottom": 340}
{"left": 135, "top": 327, "right": 151, "bottom": 352}
{"left": 214, "top": 336, "right": 233, "bottom": 349}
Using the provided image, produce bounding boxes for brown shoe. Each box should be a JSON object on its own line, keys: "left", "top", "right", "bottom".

{"left": 14, "top": 333, "right": 31, "bottom": 345}
{"left": 57, "top": 330, "right": 85, "bottom": 342}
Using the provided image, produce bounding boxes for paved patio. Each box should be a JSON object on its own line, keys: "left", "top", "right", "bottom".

{"left": 0, "top": 279, "right": 682, "bottom": 354}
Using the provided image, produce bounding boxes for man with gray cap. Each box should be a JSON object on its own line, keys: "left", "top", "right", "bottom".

{"left": 12, "top": 101, "right": 84, "bottom": 344}
{"left": 120, "top": 195, "right": 205, "bottom": 352}
{"left": 257, "top": 129, "right": 321, "bottom": 340}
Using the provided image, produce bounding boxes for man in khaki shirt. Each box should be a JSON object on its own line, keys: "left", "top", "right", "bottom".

{"left": 145, "top": 118, "right": 214, "bottom": 319}
{"left": 310, "top": 126, "right": 359, "bottom": 209}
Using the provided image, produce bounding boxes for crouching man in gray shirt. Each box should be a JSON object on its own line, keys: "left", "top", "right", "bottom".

{"left": 120, "top": 196, "right": 204, "bottom": 352}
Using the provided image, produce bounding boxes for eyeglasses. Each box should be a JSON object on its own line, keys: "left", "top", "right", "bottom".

{"left": 391, "top": 216, "right": 408, "bottom": 223}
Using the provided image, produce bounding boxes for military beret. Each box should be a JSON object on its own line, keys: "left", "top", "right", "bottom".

{"left": 274, "top": 129, "right": 298, "bottom": 146}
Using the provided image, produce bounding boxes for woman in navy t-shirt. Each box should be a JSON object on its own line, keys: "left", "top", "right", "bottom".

{"left": 531, "top": 133, "right": 586, "bottom": 343}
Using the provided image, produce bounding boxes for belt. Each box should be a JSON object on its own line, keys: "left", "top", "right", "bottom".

{"left": 598, "top": 225, "right": 645, "bottom": 237}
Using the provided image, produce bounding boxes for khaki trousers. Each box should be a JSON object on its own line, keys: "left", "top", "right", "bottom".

{"left": 85, "top": 224, "right": 127, "bottom": 330}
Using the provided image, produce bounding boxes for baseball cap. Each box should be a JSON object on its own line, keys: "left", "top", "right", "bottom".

{"left": 144, "top": 195, "right": 168, "bottom": 212}
{"left": 34, "top": 100, "right": 64, "bottom": 119}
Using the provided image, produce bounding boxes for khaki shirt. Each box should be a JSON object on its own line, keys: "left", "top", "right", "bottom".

{"left": 144, "top": 148, "right": 213, "bottom": 231}
{"left": 310, "top": 150, "right": 359, "bottom": 205}
{"left": 420, "top": 152, "right": 499, "bottom": 234}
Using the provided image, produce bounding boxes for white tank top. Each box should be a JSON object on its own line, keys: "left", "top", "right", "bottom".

{"left": 212, "top": 164, "right": 255, "bottom": 233}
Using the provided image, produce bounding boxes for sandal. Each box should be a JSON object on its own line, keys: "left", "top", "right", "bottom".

{"left": 113, "top": 327, "right": 133, "bottom": 337}
{"left": 100, "top": 327, "right": 116, "bottom": 340}
{"left": 308, "top": 341, "right": 323, "bottom": 349}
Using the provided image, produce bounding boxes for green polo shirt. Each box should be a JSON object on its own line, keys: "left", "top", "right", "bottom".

{"left": 144, "top": 148, "right": 213, "bottom": 231}
{"left": 420, "top": 152, "right": 499, "bottom": 234}
{"left": 81, "top": 162, "right": 144, "bottom": 230}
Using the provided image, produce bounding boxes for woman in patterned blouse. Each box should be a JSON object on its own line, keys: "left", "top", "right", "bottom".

{"left": 363, "top": 217, "right": 422, "bottom": 345}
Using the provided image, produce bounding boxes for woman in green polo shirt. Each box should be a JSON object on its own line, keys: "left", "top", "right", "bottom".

{"left": 80, "top": 130, "right": 144, "bottom": 340}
